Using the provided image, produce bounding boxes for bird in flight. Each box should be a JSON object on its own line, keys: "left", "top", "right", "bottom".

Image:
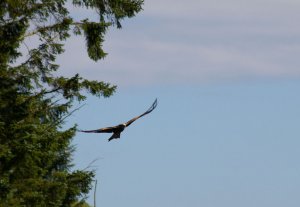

{"left": 79, "top": 99, "right": 158, "bottom": 141}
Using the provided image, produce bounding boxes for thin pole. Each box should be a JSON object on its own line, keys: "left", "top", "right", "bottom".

{"left": 94, "top": 180, "right": 98, "bottom": 207}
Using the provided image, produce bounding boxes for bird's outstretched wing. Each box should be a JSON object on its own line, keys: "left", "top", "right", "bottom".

{"left": 124, "top": 98, "right": 158, "bottom": 127}
{"left": 79, "top": 126, "right": 117, "bottom": 133}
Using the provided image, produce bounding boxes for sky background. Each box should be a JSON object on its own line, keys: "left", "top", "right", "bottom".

{"left": 57, "top": 0, "right": 300, "bottom": 206}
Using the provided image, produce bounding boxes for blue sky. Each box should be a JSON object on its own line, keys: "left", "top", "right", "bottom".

{"left": 57, "top": 0, "right": 300, "bottom": 206}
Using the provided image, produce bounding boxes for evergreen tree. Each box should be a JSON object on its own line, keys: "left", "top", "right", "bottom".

{"left": 0, "top": 0, "right": 143, "bottom": 206}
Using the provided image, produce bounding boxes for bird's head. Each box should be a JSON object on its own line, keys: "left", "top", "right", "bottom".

{"left": 118, "top": 124, "right": 126, "bottom": 130}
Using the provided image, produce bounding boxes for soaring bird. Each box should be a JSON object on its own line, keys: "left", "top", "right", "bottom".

{"left": 79, "top": 99, "right": 157, "bottom": 141}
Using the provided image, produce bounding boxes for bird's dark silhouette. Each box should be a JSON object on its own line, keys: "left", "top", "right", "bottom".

{"left": 79, "top": 99, "right": 158, "bottom": 141}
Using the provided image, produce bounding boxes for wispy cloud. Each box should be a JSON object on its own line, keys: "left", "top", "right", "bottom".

{"left": 57, "top": 0, "right": 300, "bottom": 86}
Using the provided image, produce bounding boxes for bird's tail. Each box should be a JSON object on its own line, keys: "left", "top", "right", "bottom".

{"left": 108, "top": 132, "right": 121, "bottom": 142}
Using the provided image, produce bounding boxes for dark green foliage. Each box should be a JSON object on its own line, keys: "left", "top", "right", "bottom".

{"left": 0, "top": 0, "right": 143, "bottom": 206}
{"left": 82, "top": 22, "right": 110, "bottom": 60}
